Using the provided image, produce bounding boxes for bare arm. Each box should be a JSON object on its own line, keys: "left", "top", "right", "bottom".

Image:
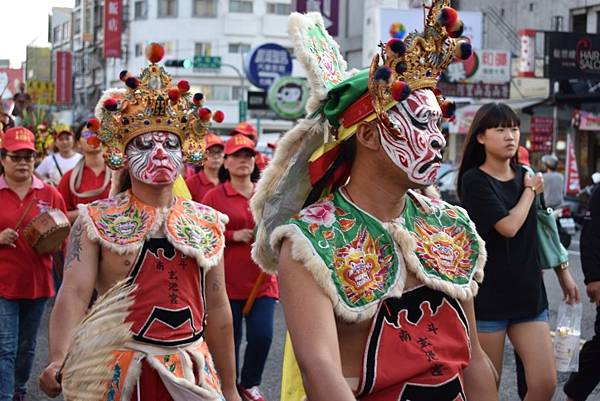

{"left": 39, "top": 217, "right": 98, "bottom": 396}
{"left": 494, "top": 173, "right": 542, "bottom": 238}
{"left": 278, "top": 239, "right": 356, "bottom": 401}
{"left": 461, "top": 298, "right": 499, "bottom": 401}
{"left": 204, "top": 259, "right": 241, "bottom": 401}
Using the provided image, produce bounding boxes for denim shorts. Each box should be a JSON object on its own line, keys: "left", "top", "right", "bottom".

{"left": 476, "top": 309, "right": 549, "bottom": 333}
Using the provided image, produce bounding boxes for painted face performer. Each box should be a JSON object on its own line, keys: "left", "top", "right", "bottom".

{"left": 251, "top": 3, "right": 498, "bottom": 401}
{"left": 39, "top": 43, "right": 241, "bottom": 401}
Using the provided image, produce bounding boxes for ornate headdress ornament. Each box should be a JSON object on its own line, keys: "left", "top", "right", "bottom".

{"left": 368, "top": 0, "right": 471, "bottom": 137}
{"left": 88, "top": 43, "right": 225, "bottom": 170}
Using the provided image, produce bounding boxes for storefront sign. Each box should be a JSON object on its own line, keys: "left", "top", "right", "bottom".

{"left": 104, "top": 0, "right": 122, "bottom": 58}
{"left": 530, "top": 116, "right": 553, "bottom": 153}
{"left": 437, "top": 81, "right": 510, "bottom": 99}
{"left": 244, "top": 43, "right": 293, "bottom": 90}
{"left": 55, "top": 51, "right": 72, "bottom": 105}
{"left": 572, "top": 109, "right": 600, "bottom": 131}
{"left": 267, "top": 77, "right": 309, "bottom": 120}
{"left": 444, "top": 50, "right": 511, "bottom": 84}
{"left": 544, "top": 32, "right": 600, "bottom": 79}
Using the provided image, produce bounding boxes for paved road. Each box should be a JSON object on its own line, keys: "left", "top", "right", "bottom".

{"left": 27, "top": 234, "right": 599, "bottom": 401}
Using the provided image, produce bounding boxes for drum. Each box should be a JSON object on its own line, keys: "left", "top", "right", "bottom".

{"left": 23, "top": 209, "right": 71, "bottom": 254}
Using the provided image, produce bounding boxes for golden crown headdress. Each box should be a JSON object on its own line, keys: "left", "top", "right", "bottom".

{"left": 368, "top": 0, "right": 471, "bottom": 136}
{"left": 88, "top": 43, "right": 224, "bottom": 170}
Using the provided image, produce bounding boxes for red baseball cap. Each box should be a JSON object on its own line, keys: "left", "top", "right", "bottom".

{"left": 224, "top": 134, "right": 257, "bottom": 156}
{"left": 231, "top": 121, "right": 257, "bottom": 139}
{"left": 1, "top": 127, "right": 36, "bottom": 152}
{"left": 204, "top": 132, "right": 224, "bottom": 150}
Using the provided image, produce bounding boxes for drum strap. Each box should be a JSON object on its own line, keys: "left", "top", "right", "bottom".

{"left": 52, "top": 154, "right": 64, "bottom": 177}
{"left": 15, "top": 196, "right": 36, "bottom": 230}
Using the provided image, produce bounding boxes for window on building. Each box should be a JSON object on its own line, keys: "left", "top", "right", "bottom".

{"left": 528, "top": 3, "right": 534, "bottom": 12}
{"left": 229, "top": 0, "right": 253, "bottom": 13}
{"left": 597, "top": 11, "right": 600, "bottom": 33}
{"left": 158, "top": 0, "right": 178, "bottom": 17}
{"left": 193, "top": 0, "right": 217, "bottom": 17}
{"left": 75, "top": 0, "right": 81, "bottom": 6}
{"left": 212, "top": 85, "right": 231, "bottom": 101}
{"left": 53, "top": 26, "right": 61, "bottom": 43}
{"left": 195, "top": 42, "right": 212, "bottom": 56}
{"left": 572, "top": 13, "right": 587, "bottom": 33}
{"left": 232, "top": 86, "right": 244, "bottom": 100}
{"left": 135, "top": 43, "right": 143, "bottom": 57}
{"left": 73, "top": 12, "right": 81, "bottom": 34}
{"left": 228, "top": 43, "right": 251, "bottom": 53}
{"left": 266, "top": 2, "right": 291, "bottom": 15}
{"left": 62, "top": 23, "right": 69, "bottom": 41}
{"left": 134, "top": 0, "right": 148, "bottom": 19}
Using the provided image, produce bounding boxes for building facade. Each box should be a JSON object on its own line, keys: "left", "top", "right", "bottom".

{"left": 125, "top": 0, "right": 300, "bottom": 134}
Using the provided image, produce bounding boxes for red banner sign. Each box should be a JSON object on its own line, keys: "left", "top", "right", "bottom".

{"left": 104, "top": 0, "right": 122, "bottom": 58}
{"left": 565, "top": 134, "right": 581, "bottom": 194}
{"left": 55, "top": 51, "right": 72, "bottom": 105}
{"left": 530, "top": 116, "right": 553, "bottom": 152}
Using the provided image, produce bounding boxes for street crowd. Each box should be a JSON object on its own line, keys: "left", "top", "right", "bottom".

{"left": 0, "top": 4, "right": 599, "bottom": 401}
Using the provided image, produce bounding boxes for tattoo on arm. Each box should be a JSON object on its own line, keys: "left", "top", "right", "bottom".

{"left": 211, "top": 278, "right": 221, "bottom": 292}
{"left": 64, "top": 220, "right": 83, "bottom": 270}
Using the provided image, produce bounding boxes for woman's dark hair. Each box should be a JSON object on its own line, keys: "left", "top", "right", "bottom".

{"left": 74, "top": 121, "right": 88, "bottom": 141}
{"left": 457, "top": 102, "right": 520, "bottom": 201}
{"left": 218, "top": 159, "right": 261, "bottom": 183}
{"left": 0, "top": 149, "right": 6, "bottom": 175}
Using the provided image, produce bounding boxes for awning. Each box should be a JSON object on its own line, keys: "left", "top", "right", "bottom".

{"left": 449, "top": 98, "right": 546, "bottom": 134}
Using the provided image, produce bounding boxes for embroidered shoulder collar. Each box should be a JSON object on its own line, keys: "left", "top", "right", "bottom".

{"left": 80, "top": 191, "right": 228, "bottom": 269}
{"left": 270, "top": 190, "right": 486, "bottom": 322}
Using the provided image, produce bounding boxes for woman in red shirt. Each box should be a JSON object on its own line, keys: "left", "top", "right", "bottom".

{"left": 202, "top": 134, "right": 278, "bottom": 401}
{"left": 186, "top": 132, "right": 224, "bottom": 202}
{"left": 0, "top": 127, "right": 67, "bottom": 401}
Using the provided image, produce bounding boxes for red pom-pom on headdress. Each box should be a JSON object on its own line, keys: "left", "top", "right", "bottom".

{"left": 438, "top": 7, "right": 459, "bottom": 28}
{"left": 198, "top": 107, "right": 212, "bottom": 122}
{"left": 103, "top": 98, "right": 118, "bottom": 111}
{"left": 212, "top": 110, "right": 225, "bottom": 123}
{"left": 86, "top": 118, "right": 101, "bottom": 132}
{"left": 167, "top": 88, "right": 181, "bottom": 103}
{"left": 192, "top": 93, "right": 204, "bottom": 106}
{"left": 391, "top": 80, "right": 411, "bottom": 102}
{"left": 441, "top": 101, "right": 456, "bottom": 118}
{"left": 125, "top": 77, "right": 140, "bottom": 90}
{"left": 177, "top": 80, "right": 190, "bottom": 93}
{"left": 145, "top": 43, "right": 165, "bottom": 63}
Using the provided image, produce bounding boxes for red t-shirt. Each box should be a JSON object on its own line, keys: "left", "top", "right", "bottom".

{"left": 0, "top": 175, "right": 67, "bottom": 299}
{"left": 186, "top": 170, "right": 218, "bottom": 203}
{"left": 57, "top": 165, "right": 111, "bottom": 211}
{"left": 202, "top": 182, "right": 278, "bottom": 300}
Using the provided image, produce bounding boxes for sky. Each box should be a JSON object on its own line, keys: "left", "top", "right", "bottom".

{"left": 1, "top": 0, "right": 75, "bottom": 68}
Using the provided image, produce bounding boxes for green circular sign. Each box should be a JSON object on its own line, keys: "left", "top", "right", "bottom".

{"left": 267, "top": 77, "right": 309, "bottom": 120}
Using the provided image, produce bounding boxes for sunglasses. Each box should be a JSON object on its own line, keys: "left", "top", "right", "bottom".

{"left": 5, "top": 153, "right": 36, "bottom": 163}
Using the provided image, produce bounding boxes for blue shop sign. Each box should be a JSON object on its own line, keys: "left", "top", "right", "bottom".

{"left": 244, "top": 43, "right": 293, "bottom": 90}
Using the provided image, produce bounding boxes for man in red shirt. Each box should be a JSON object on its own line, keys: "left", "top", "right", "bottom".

{"left": 0, "top": 127, "right": 67, "bottom": 401}
{"left": 57, "top": 123, "right": 111, "bottom": 223}
{"left": 186, "top": 132, "right": 224, "bottom": 202}
{"left": 231, "top": 122, "right": 270, "bottom": 170}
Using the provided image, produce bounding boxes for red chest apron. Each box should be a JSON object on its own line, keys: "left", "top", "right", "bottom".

{"left": 126, "top": 238, "right": 206, "bottom": 346}
{"left": 355, "top": 286, "right": 471, "bottom": 401}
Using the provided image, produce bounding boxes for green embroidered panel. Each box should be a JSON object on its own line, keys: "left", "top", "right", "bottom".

{"left": 288, "top": 191, "right": 400, "bottom": 309}
{"left": 401, "top": 194, "right": 481, "bottom": 286}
